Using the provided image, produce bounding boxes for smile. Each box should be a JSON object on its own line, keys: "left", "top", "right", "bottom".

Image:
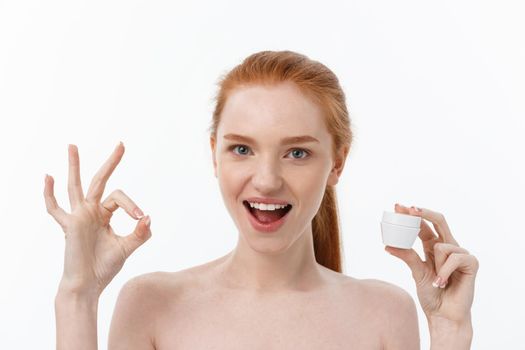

{"left": 243, "top": 200, "right": 293, "bottom": 233}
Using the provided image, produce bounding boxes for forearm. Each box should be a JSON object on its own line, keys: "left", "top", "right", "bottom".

{"left": 55, "top": 288, "right": 100, "bottom": 350}
{"left": 428, "top": 314, "right": 473, "bottom": 350}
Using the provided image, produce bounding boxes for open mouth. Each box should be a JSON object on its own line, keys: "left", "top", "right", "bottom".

{"left": 243, "top": 200, "right": 293, "bottom": 224}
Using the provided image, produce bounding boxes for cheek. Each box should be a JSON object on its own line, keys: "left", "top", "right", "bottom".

{"left": 217, "top": 163, "right": 246, "bottom": 200}
{"left": 217, "top": 160, "right": 247, "bottom": 181}
{"left": 294, "top": 168, "right": 331, "bottom": 214}
{"left": 302, "top": 176, "right": 328, "bottom": 199}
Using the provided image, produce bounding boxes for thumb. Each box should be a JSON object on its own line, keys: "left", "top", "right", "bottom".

{"left": 122, "top": 215, "right": 152, "bottom": 258}
{"left": 385, "top": 246, "right": 425, "bottom": 282}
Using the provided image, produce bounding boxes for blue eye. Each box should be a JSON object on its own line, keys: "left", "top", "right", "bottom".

{"left": 290, "top": 148, "right": 308, "bottom": 159}
{"left": 229, "top": 144, "right": 310, "bottom": 160}
{"left": 232, "top": 145, "right": 250, "bottom": 155}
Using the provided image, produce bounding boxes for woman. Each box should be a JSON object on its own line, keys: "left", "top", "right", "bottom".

{"left": 45, "top": 50, "right": 478, "bottom": 349}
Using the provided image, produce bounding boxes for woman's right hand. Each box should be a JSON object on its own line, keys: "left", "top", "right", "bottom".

{"left": 44, "top": 142, "right": 152, "bottom": 298}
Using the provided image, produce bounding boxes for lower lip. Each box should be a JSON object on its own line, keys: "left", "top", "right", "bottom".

{"left": 244, "top": 202, "right": 292, "bottom": 233}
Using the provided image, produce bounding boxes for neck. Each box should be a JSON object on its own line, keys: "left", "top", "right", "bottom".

{"left": 216, "top": 223, "right": 326, "bottom": 293}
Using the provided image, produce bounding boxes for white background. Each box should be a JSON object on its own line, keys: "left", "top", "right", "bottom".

{"left": 1, "top": 0, "right": 524, "bottom": 348}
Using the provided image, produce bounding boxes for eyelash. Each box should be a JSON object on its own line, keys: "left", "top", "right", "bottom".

{"left": 228, "top": 144, "right": 311, "bottom": 160}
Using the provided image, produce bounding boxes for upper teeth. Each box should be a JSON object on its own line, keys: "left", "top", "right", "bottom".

{"left": 248, "top": 202, "right": 290, "bottom": 210}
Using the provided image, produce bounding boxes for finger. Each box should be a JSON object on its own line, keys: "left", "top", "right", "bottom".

{"left": 395, "top": 204, "right": 438, "bottom": 264}
{"left": 417, "top": 220, "right": 441, "bottom": 265}
{"left": 44, "top": 174, "right": 69, "bottom": 231}
{"left": 384, "top": 246, "right": 426, "bottom": 283}
{"left": 407, "top": 206, "right": 459, "bottom": 246}
{"left": 436, "top": 253, "right": 479, "bottom": 288}
{"left": 85, "top": 142, "right": 125, "bottom": 204}
{"left": 68, "top": 144, "right": 85, "bottom": 210}
{"left": 101, "top": 189, "right": 145, "bottom": 220}
{"left": 433, "top": 243, "right": 469, "bottom": 284}
{"left": 119, "top": 215, "right": 152, "bottom": 259}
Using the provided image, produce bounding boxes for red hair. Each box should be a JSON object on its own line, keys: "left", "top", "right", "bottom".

{"left": 208, "top": 50, "right": 353, "bottom": 273}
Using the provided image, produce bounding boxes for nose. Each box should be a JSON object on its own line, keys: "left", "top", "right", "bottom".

{"left": 251, "top": 156, "right": 283, "bottom": 193}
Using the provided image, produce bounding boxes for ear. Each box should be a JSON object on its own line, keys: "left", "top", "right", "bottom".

{"left": 210, "top": 136, "right": 217, "bottom": 178}
{"left": 327, "top": 146, "right": 349, "bottom": 186}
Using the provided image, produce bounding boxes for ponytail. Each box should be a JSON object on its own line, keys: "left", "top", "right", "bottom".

{"left": 312, "top": 185, "right": 345, "bottom": 273}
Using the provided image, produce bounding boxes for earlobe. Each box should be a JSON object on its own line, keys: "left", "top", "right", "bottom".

{"left": 328, "top": 173, "right": 338, "bottom": 186}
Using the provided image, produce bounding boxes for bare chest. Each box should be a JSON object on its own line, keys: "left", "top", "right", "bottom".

{"left": 154, "top": 288, "right": 383, "bottom": 350}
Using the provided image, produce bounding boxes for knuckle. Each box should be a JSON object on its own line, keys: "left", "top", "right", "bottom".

{"left": 434, "top": 242, "right": 445, "bottom": 253}
{"left": 449, "top": 252, "right": 462, "bottom": 263}
{"left": 470, "top": 255, "right": 480, "bottom": 270}
{"left": 437, "top": 213, "right": 446, "bottom": 224}
{"left": 101, "top": 202, "right": 113, "bottom": 215}
{"left": 112, "top": 189, "right": 125, "bottom": 197}
{"left": 446, "top": 252, "right": 456, "bottom": 262}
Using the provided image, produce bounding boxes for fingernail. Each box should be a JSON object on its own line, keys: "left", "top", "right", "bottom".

{"left": 432, "top": 276, "right": 442, "bottom": 288}
{"left": 439, "top": 279, "right": 448, "bottom": 288}
{"left": 134, "top": 208, "right": 144, "bottom": 218}
{"left": 144, "top": 215, "right": 151, "bottom": 228}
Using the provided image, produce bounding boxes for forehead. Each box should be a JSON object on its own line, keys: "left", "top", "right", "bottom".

{"left": 218, "top": 82, "right": 329, "bottom": 141}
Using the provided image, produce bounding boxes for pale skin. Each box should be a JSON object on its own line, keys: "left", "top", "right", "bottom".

{"left": 46, "top": 82, "right": 478, "bottom": 349}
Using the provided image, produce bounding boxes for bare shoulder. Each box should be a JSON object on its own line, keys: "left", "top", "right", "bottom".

{"left": 336, "top": 277, "right": 420, "bottom": 350}
{"left": 357, "top": 278, "right": 417, "bottom": 307}
{"left": 353, "top": 278, "right": 419, "bottom": 321}
{"left": 121, "top": 271, "right": 170, "bottom": 290}
{"left": 320, "top": 270, "right": 418, "bottom": 319}
{"left": 118, "top": 254, "right": 227, "bottom": 302}
{"left": 108, "top": 271, "right": 188, "bottom": 349}
{"left": 351, "top": 278, "right": 420, "bottom": 349}
{"left": 118, "top": 270, "right": 190, "bottom": 304}
{"left": 123, "top": 270, "right": 186, "bottom": 291}
{"left": 112, "top": 270, "right": 183, "bottom": 308}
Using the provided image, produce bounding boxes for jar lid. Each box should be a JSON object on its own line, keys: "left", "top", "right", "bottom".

{"left": 381, "top": 211, "right": 421, "bottom": 228}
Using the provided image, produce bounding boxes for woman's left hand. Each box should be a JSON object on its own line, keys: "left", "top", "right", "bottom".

{"left": 385, "top": 204, "right": 479, "bottom": 327}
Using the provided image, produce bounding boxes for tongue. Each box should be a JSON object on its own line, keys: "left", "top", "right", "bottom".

{"left": 253, "top": 208, "right": 287, "bottom": 224}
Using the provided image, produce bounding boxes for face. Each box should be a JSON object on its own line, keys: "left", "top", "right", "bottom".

{"left": 210, "top": 81, "right": 347, "bottom": 253}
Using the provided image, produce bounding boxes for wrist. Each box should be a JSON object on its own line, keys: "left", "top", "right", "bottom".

{"left": 55, "top": 283, "right": 99, "bottom": 350}
{"left": 55, "top": 290, "right": 100, "bottom": 313}
{"left": 428, "top": 314, "right": 473, "bottom": 350}
{"left": 55, "top": 286, "right": 101, "bottom": 309}
{"left": 57, "top": 278, "right": 103, "bottom": 301}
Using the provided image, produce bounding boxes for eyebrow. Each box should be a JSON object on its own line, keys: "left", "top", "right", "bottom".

{"left": 223, "top": 133, "right": 320, "bottom": 146}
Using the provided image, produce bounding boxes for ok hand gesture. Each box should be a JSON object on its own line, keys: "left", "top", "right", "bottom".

{"left": 44, "top": 142, "right": 152, "bottom": 298}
